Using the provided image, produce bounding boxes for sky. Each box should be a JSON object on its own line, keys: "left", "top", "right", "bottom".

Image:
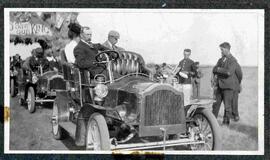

{"left": 10, "top": 9, "right": 264, "bottom": 66}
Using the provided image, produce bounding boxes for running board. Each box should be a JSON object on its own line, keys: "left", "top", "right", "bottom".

{"left": 35, "top": 99, "right": 55, "bottom": 103}
{"left": 87, "top": 138, "right": 204, "bottom": 150}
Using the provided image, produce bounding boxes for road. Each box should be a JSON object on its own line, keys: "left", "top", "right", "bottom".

{"left": 10, "top": 96, "right": 84, "bottom": 150}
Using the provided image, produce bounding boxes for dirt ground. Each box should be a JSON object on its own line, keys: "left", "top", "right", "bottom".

{"left": 9, "top": 67, "right": 259, "bottom": 151}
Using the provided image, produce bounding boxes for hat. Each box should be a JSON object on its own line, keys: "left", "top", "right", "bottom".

{"left": 108, "top": 30, "right": 120, "bottom": 39}
{"left": 68, "top": 23, "right": 82, "bottom": 35}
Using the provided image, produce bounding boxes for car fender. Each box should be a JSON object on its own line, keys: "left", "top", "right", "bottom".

{"left": 75, "top": 103, "right": 108, "bottom": 146}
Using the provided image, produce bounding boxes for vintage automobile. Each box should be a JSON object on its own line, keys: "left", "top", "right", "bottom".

{"left": 18, "top": 64, "right": 66, "bottom": 113}
{"left": 51, "top": 50, "right": 221, "bottom": 151}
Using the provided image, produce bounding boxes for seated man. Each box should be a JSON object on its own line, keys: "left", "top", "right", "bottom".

{"left": 29, "top": 47, "right": 50, "bottom": 74}
{"left": 103, "top": 30, "right": 125, "bottom": 52}
{"left": 70, "top": 23, "right": 109, "bottom": 79}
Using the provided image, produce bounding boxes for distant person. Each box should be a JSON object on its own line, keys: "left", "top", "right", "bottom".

{"left": 153, "top": 64, "right": 163, "bottom": 79}
{"left": 103, "top": 30, "right": 125, "bottom": 52}
{"left": 212, "top": 42, "right": 240, "bottom": 126}
{"left": 191, "top": 62, "right": 203, "bottom": 99}
{"left": 174, "top": 49, "right": 195, "bottom": 84}
{"left": 11, "top": 54, "right": 22, "bottom": 77}
{"left": 232, "top": 62, "right": 243, "bottom": 122}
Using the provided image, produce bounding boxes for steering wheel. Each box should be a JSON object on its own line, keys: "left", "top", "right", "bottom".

{"left": 95, "top": 50, "right": 119, "bottom": 62}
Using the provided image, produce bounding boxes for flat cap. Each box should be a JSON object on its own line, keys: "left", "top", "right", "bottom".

{"left": 108, "top": 30, "right": 120, "bottom": 39}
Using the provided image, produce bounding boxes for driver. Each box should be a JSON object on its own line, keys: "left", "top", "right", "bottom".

{"left": 29, "top": 47, "right": 50, "bottom": 73}
{"left": 70, "top": 23, "right": 109, "bottom": 79}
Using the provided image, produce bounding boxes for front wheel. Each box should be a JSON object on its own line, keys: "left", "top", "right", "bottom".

{"left": 86, "top": 113, "right": 110, "bottom": 150}
{"left": 27, "top": 87, "right": 36, "bottom": 113}
{"left": 51, "top": 102, "right": 64, "bottom": 140}
{"left": 189, "top": 108, "right": 221, "bottom": 150}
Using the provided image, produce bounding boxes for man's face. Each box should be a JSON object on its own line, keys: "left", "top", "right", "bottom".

{"left": 108, "top": 35, "right": 118, "bottom": 45}
{"left": 184, "top": 51, "right": 191, "bottom": 59}
{"left": 81, "top": 29, "right": 92, "bottom": 42}
{"left": 220, "top": 47, "right": 228, "bottom": 56}
{"left": 15, "top": 55, "right": 20, "bottom": 60}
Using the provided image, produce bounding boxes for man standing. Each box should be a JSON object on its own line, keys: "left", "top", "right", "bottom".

{"left": 103, "top": 30, "right": 125, "bottom": 52}
{"left": 212, "top": 42, "right": 240, "bottom": 125}
{"left": 191, "top": 62, "right": 203, "bottom": 99}
{"left": 175, "top": 49, "right": 195, "bottom": 84}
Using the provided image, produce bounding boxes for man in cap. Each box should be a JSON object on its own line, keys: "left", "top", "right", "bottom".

{"left": 174, "top": 49, "right": 195, "bottom": 84}
{"left": 103, "top": 30, "right": 125, "bottom": 52}
{"left": 29, "top": 47, "right": 50, "bottom": 73}
{"left": 212, "top": 42, "right": 241, "bottom": 125}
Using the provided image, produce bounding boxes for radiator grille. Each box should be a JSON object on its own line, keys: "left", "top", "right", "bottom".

{"left": 144, "top": 90, "right": 184, "bottom": 126}
{"left": 49, "top": 77, "right": 66, "bottom": 90}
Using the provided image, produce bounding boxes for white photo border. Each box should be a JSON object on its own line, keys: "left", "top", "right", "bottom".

{"left": 4, "top": 8, "right": 265, "bottom": 155}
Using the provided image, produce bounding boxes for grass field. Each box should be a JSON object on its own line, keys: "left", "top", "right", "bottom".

{"left": 147, "top": 64, "right": 259, "bottom": 150}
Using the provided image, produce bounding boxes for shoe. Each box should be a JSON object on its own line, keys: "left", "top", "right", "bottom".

{"left": 233, "top": 116, "right": 240, "bottom": 122}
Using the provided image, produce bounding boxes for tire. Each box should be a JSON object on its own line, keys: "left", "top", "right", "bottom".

{"left": 86, "top": 113, "right": 110, "bottom": 150}
{"left": 52, "top": 102, "right": 63, "bottom": 140}
{"left": 27, "top": 87, "right": 36, "bottom": 113}
{"left": 10, "top": 79, "right": 15, "bottom": 97}
{"left": 190, "top": 108, "right": 221, "bottom": 150}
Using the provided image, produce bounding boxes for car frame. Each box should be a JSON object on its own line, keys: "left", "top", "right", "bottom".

{"left": 51, "top": 50, "right": 221, "bottom": 151}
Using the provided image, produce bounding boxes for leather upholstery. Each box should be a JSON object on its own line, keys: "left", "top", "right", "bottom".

{"left": 112, "top": 51, "right": 144, "bottom": 76}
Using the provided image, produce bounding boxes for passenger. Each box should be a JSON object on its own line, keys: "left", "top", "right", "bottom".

{"left": 44, "top": 48, "right": 59, "bottom": 72}
{"left": 103, "top": 30, "right": 125, "bottom": 52}
{"left": 64, "top": 23, "right": 79, "bottom": 63}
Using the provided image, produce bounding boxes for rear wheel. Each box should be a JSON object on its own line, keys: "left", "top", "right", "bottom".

{"left": 189, "top": 108, "right": 221, "bottom": 150}
{"left": 52, "top": 102, "right": 63, "bottom": 140}
{"left": 27, "top": 87, "right": 35, "bottom": 113}
{"left": 86, "top": 113, "right": 110, "bottom": 150}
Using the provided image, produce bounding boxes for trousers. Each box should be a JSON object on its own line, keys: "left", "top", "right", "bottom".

{"left": 212, "top": 87, "right": 234, "bottom": 120}
{"left": 232, "top": 90, "right": 239, "bottom": 117}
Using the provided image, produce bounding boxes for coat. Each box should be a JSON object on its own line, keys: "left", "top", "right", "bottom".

{"left": 102, "top": 40, "right": 125, "bottom": 52}
{"left": 73, "top": 40, "right": 109, "bottom": 77}
{"left": 176, "top": 58, "right": 195, "bottom": 84}
{"left": 213, "top": 54, "right": 241, "bottom": 91}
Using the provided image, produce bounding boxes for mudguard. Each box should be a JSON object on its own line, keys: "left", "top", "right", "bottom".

{"left": 75, "top": 103, "right": 108, "bottom": 146}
